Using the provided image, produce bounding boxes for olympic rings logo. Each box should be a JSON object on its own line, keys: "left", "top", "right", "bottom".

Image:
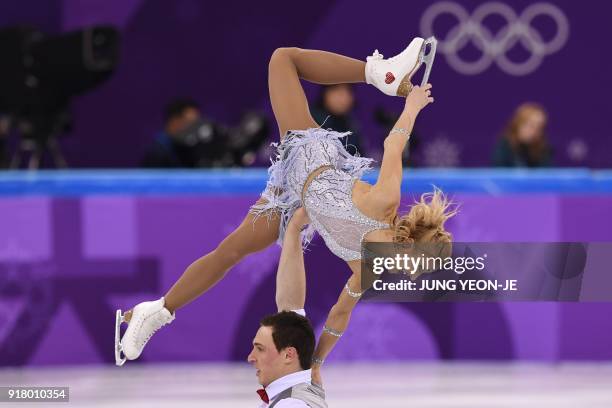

{"left": 420, "top": 2, "right": 570, "bottom": 75}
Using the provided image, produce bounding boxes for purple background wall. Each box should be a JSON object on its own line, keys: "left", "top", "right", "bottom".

{"left": 2, "top": 0, "right": 612, "bottom": 368}
{"left": 2, "top": 190, "right": 612, "bottom": 366}
{"left": 1, "top": 0, "right": 611, "bottom": 168}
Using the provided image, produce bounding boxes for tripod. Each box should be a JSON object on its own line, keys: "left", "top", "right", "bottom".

{"left": 8, "top": 114, "right": 69, "bottom": 170}
{"left": 10, "top": 136, "right": 67, "bottom": 169}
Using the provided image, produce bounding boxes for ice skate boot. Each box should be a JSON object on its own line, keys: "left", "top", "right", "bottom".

{"left": 115, "top": 297, "right": 175, "bottom": 366}
{"left": 365, "top": 36, "right": 437, "bottom": 97}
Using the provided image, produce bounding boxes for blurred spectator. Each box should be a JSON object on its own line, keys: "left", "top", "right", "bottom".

{"left": 493, "top": 103, "right": 552, "bottom": 167}
{"left": 311, "top": 84, "right": 365, "bottom": 156}
{"left": 141, "top": 99, "right": 203, "bottom": 168}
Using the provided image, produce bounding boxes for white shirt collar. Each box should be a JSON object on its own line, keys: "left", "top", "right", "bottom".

{"left": 265, "top": 369, "right": 312, "bottom": 401}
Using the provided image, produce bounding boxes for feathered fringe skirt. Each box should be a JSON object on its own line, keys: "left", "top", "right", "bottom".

{"left": 250, "top": 127, "right": 375, "bottom": 248}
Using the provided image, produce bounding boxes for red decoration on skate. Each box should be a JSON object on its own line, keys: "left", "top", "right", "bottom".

{"left": 385, "top": 72, "right": 395, "bottom": 84}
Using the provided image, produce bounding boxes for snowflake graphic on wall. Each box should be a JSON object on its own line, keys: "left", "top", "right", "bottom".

{"left": 423, "top": 136, "right": 461, "bottom": 167}
{"left": 566, "top": 138, "right": 589, "bottom": 162}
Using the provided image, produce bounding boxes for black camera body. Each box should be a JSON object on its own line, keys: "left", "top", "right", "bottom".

{"left": 0, "top": 26, "right": 119, "bottom": 168}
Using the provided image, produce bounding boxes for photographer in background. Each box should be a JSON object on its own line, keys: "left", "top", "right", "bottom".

{"left": 142, "top": 99, "right": 269, "bottom": 168}
{"left": 142, "top": 99, "right": 215, "bottom": 168}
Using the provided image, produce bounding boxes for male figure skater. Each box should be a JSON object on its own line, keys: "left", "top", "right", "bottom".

{"left": 247, "top": 209, "right": 327, "bottom": 407}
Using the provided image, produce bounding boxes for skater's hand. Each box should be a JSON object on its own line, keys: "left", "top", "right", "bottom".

{"left": 405, "top": 83, "right": 434, "bottom": 112}
{"left": 288, "top": 208, "right": 310, "bottom": 232}
{"left": 312, "top": 365, "right": 323, "bottom": 386}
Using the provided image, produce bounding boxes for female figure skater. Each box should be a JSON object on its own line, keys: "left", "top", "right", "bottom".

{"left": 115, "top": 37, "right": 456, "bottom": 366}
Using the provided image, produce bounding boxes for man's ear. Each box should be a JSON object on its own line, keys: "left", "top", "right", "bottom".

{"left": 282, "top": 346, "right": 298, "bottom": 364}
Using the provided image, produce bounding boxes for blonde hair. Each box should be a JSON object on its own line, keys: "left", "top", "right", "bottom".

{"left": 393, "top": 187, "right": 457, "bottom": 244}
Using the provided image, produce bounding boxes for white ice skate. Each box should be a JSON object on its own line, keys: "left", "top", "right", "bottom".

{"left": 365, "top": 36, "right": 437, "bottom": 97}
{"left": 115, "top": 297, "right": 175, "bottom": 366}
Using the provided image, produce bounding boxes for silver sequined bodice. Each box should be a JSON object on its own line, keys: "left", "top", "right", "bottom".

{"left": 303, "top": 168, "right": 390, "bottom": 261}
{"left": 253, "top": 127, "right": 389, "bottom": 262}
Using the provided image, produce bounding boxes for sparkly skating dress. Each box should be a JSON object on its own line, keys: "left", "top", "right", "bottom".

{"left": 251, "top": 127, "right": 390, "bottom": 261}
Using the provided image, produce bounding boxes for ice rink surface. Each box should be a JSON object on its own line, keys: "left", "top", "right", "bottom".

{"left": 2, "top": 362, "right": 612, "bottom": 407}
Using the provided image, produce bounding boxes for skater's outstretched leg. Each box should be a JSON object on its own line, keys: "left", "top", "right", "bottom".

{"left": 163, "top": 202, "right": 280, "bottom": 312}
{"left": 116, "top": 203, "right": 280, "bottom": 364}
{"left": 124, "top": 201, "right": 280, "bottom": 320}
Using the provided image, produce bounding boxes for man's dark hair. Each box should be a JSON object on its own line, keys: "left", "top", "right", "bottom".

{"left": 260, "top": 311, "right": 315, "bottom": 370}
{"left": 164, "top": 98, "right": 199, "bottom": 123}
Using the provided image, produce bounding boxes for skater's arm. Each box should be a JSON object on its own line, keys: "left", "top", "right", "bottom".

{"left": 276, "top": 208, "right": 310, "bottom": 313}
{"left": 312, "top": 274, "right": 362, "bottom": 365}
{"left": 372, "top": 84, "right": 434, "bottom": 205}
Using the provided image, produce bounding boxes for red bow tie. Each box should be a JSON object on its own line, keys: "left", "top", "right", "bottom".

{"left": 257, "top": 388, "right": 269, "bottom": 404}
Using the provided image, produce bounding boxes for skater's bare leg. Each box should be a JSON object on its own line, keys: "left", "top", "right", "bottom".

{"left": 163, "top": 206, "right": 279, "bottom": 312}
{"left": 124, "top": 202, "right": 280, "bottom": 321}
{"left": 268, "top": 47, "right": 365, "bottom": 136}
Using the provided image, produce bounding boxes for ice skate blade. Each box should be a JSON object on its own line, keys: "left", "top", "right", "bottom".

{"left": 419, "top": 37, "right": 437, "bottom": 87}
{"left": 115, "top": 309, "right": 127, "bottom": 366}
{"left": 396, "top": 37, "right": 437, "bottom": 97}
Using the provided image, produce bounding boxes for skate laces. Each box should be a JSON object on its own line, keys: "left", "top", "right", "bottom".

{"left": 137, "top": 311, "right": 172, "bottom": 347}
{"left": 368, "top": 46, "right": 411, "bottom": 64}
{"left": 366, "top": 49, "right": 384, "bottom": 62}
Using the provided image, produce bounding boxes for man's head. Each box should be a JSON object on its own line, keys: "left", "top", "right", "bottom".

{"left": 247, "top": 311, "right": 315, "bottom": 387}
{"left": 163, "top": 99, "right": 201, "bottom": 137}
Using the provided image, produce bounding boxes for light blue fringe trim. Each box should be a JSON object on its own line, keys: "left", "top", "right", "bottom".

{"left": 250, "top": 127, "right": 375, "bottom": 249}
